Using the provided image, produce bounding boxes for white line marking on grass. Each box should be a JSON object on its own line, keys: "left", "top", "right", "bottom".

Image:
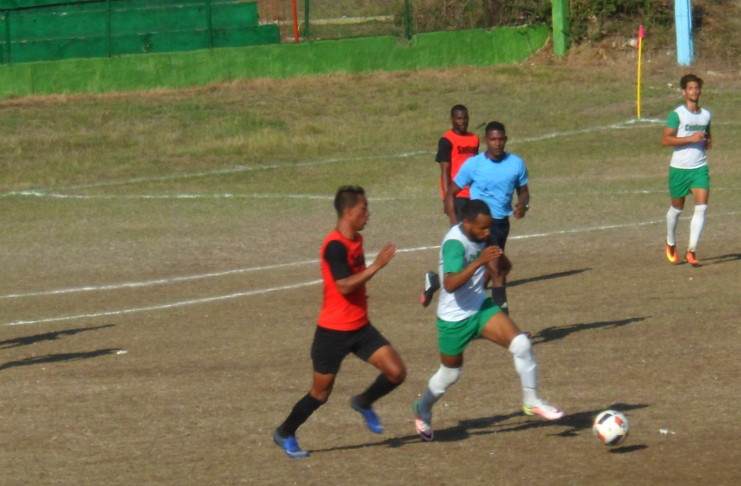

{"left": 0, "top": 259, "right": 319, "bottom": 299}
{"left": 509, "top": 210, "right": 740, "bottom": 240}
{"left": 0, "top": 151, "right": 428, "bottom": 197}
{"left": 3, "top": 191, "right": 411, "bottom": 201}
{"left": 6, "top": 186, "right": 736, "bottom": 201}
{"left": 5, "top": 191, "right": 337, "bottom": 201}
{"left": 3, "top": 211, "right": 738, "bottom": 327}
{"left": 5, "top": 117, "right": 740, "bottom": 200}
{"left": 537, "top": 187, "right": 735, "bottom": 197}
{"left": 3, "top": 280, "right": 323, "bottom": 327}
{"left": 0, "top": 118, "right": 681, "bottom": 199}
{"left": 515, "top": 118, "right": 663, "bottom": 144}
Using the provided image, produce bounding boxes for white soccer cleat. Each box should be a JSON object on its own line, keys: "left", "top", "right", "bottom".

{"left": 412, "top": 399, "right": 434, "bottom": 441}
{"left": 523, "top": 400, "right": 564, "bottom": 420}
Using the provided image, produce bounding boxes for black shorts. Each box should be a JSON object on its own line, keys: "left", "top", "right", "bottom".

{"left": 487, "top": 217, "right": 510, "bottom": 250}
{"left": 311, "top": 323, "right": 390, "bottom": 375}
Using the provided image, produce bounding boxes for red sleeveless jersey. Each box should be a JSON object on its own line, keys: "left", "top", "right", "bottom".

{"left": 438, "top": 130, "right": 479, "bottom": 199}
{"left": 317, "top": 229, "right": 368, "bottom": 331}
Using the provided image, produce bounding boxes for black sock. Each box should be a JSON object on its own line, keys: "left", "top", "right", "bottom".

{"left": 276, "top": 393, "right": 323, "bottom": 437}
{"left": 354, "top": 374, "right": 400, "bottom": 409}
{"left": 491, "top": 286, "right": 509, "bottom": 315}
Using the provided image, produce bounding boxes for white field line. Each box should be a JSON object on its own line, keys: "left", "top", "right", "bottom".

{"left": 4, "top": 191, "right": 415, "bottom": 201}
{"left": 3, "top": 280, "right": 323, "bottom": 327}
{"left": 0, "top": 119, "right": 665, "bottom": 199}
{"left": 5, "top": 186, "right": 735, "bottom": 201}
{"left": 0, "top": 151, "right": 427, "bottom": 197}
{"left": 3, "top": 211, "right": 739, "bottom": 327}
{"left": 0, "top": 259, "right": 318, "bottom": 299}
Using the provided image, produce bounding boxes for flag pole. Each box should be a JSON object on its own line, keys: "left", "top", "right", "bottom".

{"left": 291, "top": 0, "right": 299, "bottom": 42}
{"left": 636, "top": 25, "right": 645, "bottom": 119}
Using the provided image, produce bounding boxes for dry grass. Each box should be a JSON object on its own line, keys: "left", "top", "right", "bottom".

{"left": 0, "top": 57, "right": 739, "bottom": 485}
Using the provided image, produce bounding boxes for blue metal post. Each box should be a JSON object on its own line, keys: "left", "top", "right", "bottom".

{"left": 675, "top": 0, "right": 693, "bottom": 65}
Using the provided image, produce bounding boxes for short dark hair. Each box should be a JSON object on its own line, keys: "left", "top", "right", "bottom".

{"left": 461, "top": 199, "right": 491, "bottom": 222}
{"left": 484, "top": 121, "right": 506, "bottom": 135}
{"left": 451, "top": 104, "right": 468, "bottom": 116}
{"left": 680, "top": 74, "right": 703, "bottom": 90}
{"left": 334, "top": 185, "right": 365, "bottom": 217}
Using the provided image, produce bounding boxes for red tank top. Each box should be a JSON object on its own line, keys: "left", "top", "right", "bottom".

{"left": 317, "top": 230, "right": 368, "bottom": 331}
{"left": 439, "top": 130, "right": 479, "bottom": 199}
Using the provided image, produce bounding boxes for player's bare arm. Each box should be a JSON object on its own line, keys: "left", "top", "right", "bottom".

{"left": 443, "top": 246, "right": 501, "bottom": 292}
{"left": 440, "top": 161, "right": 452, "bottom": 211}
{"left": 444, "top": 182, "right": 463, "bottom": 225}
{"left": 513, "top": 185, "right": 530, "bottom": 220}
{"left": 335, "top": 244, "right": 397, "bottom": 295}
{"left": 661, "top": 126, "right": 707, "bottom": 147}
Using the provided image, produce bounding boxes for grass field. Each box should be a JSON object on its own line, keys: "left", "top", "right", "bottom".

{"left": 0, "top": 62, "right": 739, "bottom": 485}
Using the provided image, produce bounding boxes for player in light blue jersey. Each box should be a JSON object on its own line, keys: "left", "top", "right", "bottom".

{"left": 411, "top": 200, "right": 563, "bottom": 442}
{"left": 661, "top": 74, "right": 712, "bottom": 266}
{"left": 444, "top": 121, "right": 530, "bottom": 315}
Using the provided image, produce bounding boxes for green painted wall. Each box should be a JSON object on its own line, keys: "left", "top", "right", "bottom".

{"left": 0, "top": 24, "right": 550, "bottom": 97}
{"left": 0, "top": 0, "right": 279, "bottom": 63}
{"left": 0, "top": 1, "right": 93, "bottom": 7}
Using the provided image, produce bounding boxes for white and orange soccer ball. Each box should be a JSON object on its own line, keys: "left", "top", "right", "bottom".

{"left": 592, "top": 409, "right": 630, "bottom": 446}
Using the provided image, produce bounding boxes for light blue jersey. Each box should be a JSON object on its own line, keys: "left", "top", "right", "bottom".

{"left": 454, "top": 152, "right": 528, "bottom": 219}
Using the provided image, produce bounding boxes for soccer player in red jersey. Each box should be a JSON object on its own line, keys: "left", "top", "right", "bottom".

{"left": 273, "top": 186, "right": 406, "bottom": 458}
{"left": 437, "top": 105, "right": 480, "bottom": 221}
{"left": 422, "top": 105, "right": 480, "bottom": 307}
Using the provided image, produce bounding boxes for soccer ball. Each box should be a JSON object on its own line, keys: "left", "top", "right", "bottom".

{"left": 593, "top": 409, "right": 630, "bottom": 446}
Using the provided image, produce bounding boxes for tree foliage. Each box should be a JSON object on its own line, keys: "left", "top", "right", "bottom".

{"left": 409, "top": 0, "right": 673, "bottom": 45}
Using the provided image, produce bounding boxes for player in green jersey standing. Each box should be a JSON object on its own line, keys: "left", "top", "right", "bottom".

{"left": 661, "top": 74, "right": 712, "bottom": 266}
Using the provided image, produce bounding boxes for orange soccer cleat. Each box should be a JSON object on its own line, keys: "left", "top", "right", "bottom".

{"left": 665, "top": 243, "right": 679, "bottom": 264}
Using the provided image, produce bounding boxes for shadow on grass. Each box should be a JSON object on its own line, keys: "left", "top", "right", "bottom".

{"left": 531, "top": 317, "right": 648, "bottom": 345}
{"left": 674, "top": 252, "right": 741, "bottom": 268}
{"left": 310, "top": 402, "right": 649, "bottom": 454}
{"left": 0, "top": 324, "right": 115, "bottom": 350}
{"left": 609, "top": 444, "right": 648, "bottom": 453}
{"left": 0, "top": 348, "right": 123, "bottom": 370}
{"left": 699, "top": 253, "right": 740, "bottom": 266}
{"left": 509, "top": 268, "right": 591, "bottom": 288}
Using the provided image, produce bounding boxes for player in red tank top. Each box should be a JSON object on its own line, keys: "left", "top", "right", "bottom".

{"left": 436, "top": 105, "right": 479, "bottom": 218}
{"left": 422, "top": 105, "right": 480, "bottom": 308}
{"left": 317, "top": 229, "right": 368, "bottom": 330}
{"left": 273, "top": 186, "right": 407, "bottom": 458}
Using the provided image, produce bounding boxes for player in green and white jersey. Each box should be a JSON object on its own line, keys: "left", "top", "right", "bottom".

{"left": 661, "top": 74, "right": 712, "bottom": 266}
{"left": 411, "top": 200, "right": 563, "bottom": 442}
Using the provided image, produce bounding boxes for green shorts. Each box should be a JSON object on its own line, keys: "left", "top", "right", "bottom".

{"left": 436, "top": 298, "right": 501, "bottom": 356}
{"left": 669, "top": 165, "right": 710, "bottom": 199}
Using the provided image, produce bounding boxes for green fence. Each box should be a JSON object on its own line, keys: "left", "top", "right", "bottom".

{"left": 257, "top": 0, "right": 552, "bottom": 42}
{"left": 0, "top": 24, "right": 550, "bottom": 97}
{"left": 0, "top": 0, "right": 280, "bottom": 64}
